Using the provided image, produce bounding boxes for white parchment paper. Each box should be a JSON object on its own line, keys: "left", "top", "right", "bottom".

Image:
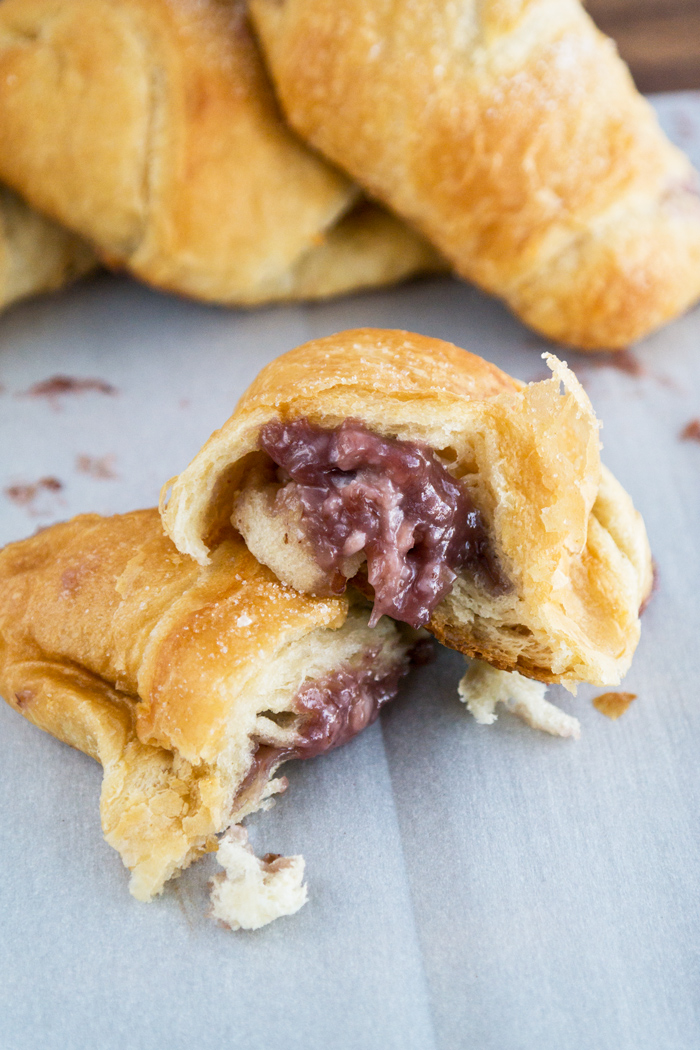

{"left": 1, "top": 94, "right": 699, "bottom": 1050}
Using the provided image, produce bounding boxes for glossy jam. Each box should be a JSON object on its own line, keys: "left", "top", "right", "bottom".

{"left": 289, "top": 652, "right": 406, "bottom": 759}
{"left": 260, "top": 417, "right": 507, "bottom": 628}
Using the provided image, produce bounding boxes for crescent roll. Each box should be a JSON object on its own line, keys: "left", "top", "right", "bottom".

{"left": 0, "top": 0, "right": 441, "bottom": 306}
{"left": 0, "top": 184, "right": 96, "bottom": 312}
{"left": 0, "top": 509, "right": 412, "bottom": 900}
{"left": 162, "top": 328, "right": 652, "bottom": 688}
{"left": 250, "top": 0, "right": 700, "bottom": 349}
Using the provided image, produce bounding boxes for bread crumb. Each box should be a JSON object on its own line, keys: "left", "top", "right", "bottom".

{"left": 209, "top": 826, "right": 307, "bottom": 931}
{"left": 592, "top": 691, "right": 636, "bottom": 720}
{"left": 458, "top": 660, "right": 581, "bottom": 739}
{"left": 680, "top": 418, "right": 700, "bottom": 443}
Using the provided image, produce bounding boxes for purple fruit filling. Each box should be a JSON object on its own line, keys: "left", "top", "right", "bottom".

{"left": 238, "top": 649, "right": 412, "bottom": 806}
{"left": 289, "top": 651, "right": 407, "bottom": 759}
{"left": 259, "top": 417, "right": 508, "bottom": 629}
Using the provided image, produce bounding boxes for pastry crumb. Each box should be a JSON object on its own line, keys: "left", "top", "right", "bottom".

{"left": 592, "top": 691, "right": 636, "bottom": 720}
{"left": 458, "top": 659, "right": 581, "bottom": 739}
{"left": 209, "top": 826, "right": 307, "bottom": 931}
{"left": 680, "top": 418, "right": 700, "bottom": 443}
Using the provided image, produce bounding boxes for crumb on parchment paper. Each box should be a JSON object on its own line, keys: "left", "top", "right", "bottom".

{"left": 19, "top": 375, "right": 118, "bottom": 407}
{"left": 680, "top": 419, "right": 700, "bottom": 443}
{"left": 592, "top": 692, "right": 637, "bottom": 720}
{"left": 458, "top": 659, "right": 581, "bottom": 739}
{"left": 209, "top": 826, "right": 307, "bottom": 931}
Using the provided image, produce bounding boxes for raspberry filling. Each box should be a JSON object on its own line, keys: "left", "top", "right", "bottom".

{"left": 289, "top": 650, "right": 408, "bottom": 759}
{"left": 238, "top": 647, "right": 417, "bottom": 806}
{"left": 259, "top": 417, "right": 508, "bottom": 629}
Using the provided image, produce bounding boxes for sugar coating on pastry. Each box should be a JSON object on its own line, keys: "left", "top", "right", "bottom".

{"left": 250, "top": 0, "right": 700, "bottom": 349}
{"left": 162, "top": 328, "right": 652, "bottom": 689}
{"left": 0, "top": 0, "right": 441, "bottom": 305}
{"left": 459, "top": 660, "right": 581, "bottom": 739}
{"left": 0, "top": 184, "right": 95, "bottom": 311}
{"left": 0, "top": 508, "right": 413, "bottom": 901}
{"left": 210, "top": 826, "right": 307, "bottom": 931}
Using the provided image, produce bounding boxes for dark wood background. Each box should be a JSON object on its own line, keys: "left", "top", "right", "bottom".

{"left": 586, "top": 0, "right": 700, "bottom": 91}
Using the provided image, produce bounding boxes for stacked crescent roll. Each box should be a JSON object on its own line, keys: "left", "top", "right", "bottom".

{"left": 249, "top": 0, "right": 700, "bottom": 348}
{"left": 0, "top": 0, "right": 440, "bottom": 309}
{"left": 0, "top": 0, "right": 696, "bottom": 344}
{"left": 0, "top": 0, "right": 696, "bottom": 343}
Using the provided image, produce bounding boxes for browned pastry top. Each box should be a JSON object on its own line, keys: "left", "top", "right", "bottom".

{"left": 0, "top": 509, "right": 348, "bottom": 756}
{"left": 240, "top": 327, "right": 521, "bottom": 411}
{"left": 250, "top": 0, "right": 700, "bottom": 347}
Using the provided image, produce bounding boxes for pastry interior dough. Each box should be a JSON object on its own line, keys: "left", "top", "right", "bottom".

{"left": 162, "top": 328, "right": 652, "bottom": 688}
{"left": 0, "top": 509, "right": 410, "bottom": 900}
{"left": 0, "top": 184, "right": 96, "bottom": 312}
{"left": 250, "top": 0, "right": 700, "bottom": 349}
{"left": 210, "top": 825, "right": 308, "bottom": 931}
{"left": 0, "top": 0, "right": 441, "bottom": 305}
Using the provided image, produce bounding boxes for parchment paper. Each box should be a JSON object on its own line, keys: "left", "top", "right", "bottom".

{"left": 1, "top": 93, "right": 699, "bottom": 1050}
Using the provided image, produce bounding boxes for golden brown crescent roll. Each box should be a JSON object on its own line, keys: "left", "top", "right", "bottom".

{"left": 161, "top": 328, "right": 652, "bottom": 688}
{"left": 250, "top": 0, "right": 700, "bottom": 349}
{"left": 0, "top": 509, "right": 412, "bottom": 900}
{"left": 0, "top": 0, "right": 440, "bottom": 305}
{"left": 0, "top": 185, "right": 96, "bottom": 312}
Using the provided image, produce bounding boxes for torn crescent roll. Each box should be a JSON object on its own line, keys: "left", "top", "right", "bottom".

{"left": 162, "top": 328, "right": 652, "bottom": 687}
{"left": 0, "top": 509, "right": 411, "bottom": 900}
{"left": 250, "top": 0, "right": 700, "bottom": 349}
{"left": 0, "top": 0, "right": 441, "bottom": 305}
{"left": 0, "top": 184, "right": 96, "bottom": 312}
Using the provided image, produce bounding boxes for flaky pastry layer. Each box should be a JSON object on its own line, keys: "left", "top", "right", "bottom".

{"left": 0, "top": 509, "right": 409, "bottom": 900}
{"left": 162, "top": 328, "right": 652, "bottom": 686}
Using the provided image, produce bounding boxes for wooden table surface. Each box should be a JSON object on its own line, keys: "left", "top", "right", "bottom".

{"left": 586, "top": 0, "right": 700, "bottom": 91}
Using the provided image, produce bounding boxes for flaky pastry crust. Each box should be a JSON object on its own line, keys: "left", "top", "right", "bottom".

{"left": 162, "top": 328, "right": 652, "bottom": 686}
{"left": 0, "top": 185, "right": 96, "bottom": 312}
{"left": 0, "top": 0, "right": 441, "bottom": 304}
{"left": 0, "top": 509, "right": 408, "bottom": 899}
{"left": 250, "top": 0, "right": 700, "bottom": 349}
